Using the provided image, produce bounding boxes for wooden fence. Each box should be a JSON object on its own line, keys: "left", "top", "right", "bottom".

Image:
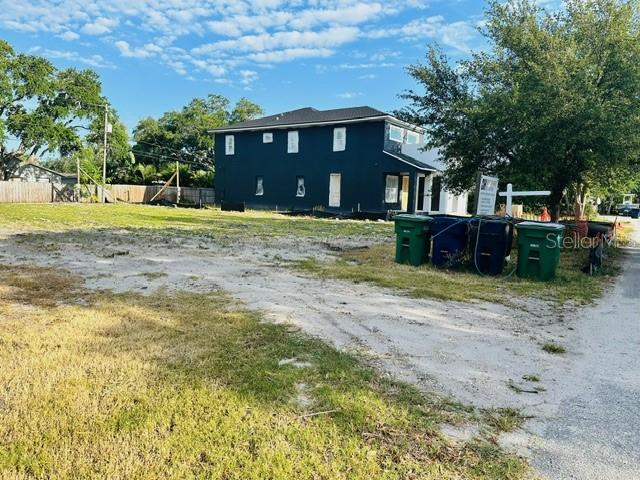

{"left": 0, "top": 181, "right": 57, "bottom": 203}
{"left": 0, "top": 181, "right": 215, "bottom": 205}
{"left": 109, "top": 185, "right": 215, "bottom": 205}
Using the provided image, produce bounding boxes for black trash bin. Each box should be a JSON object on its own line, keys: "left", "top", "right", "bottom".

{"left": 469, "top": 217, "right": 511, "bottom": 275}
{"left": 431, "top": 216, "right": 470, "bottom": 267}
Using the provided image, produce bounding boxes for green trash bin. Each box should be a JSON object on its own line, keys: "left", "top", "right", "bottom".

{"left": 394, "top": 214, "right": 432, "bottom": 266}
{"left": 515, "top": 221, "right": 565, "bottom": 281}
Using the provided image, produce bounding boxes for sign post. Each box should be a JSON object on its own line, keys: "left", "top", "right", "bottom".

{"left": 499, "top": 183, "right": 551, "bottom": 217}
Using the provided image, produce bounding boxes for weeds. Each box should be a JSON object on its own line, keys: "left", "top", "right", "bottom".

{"left": 542, "top": 342, "right": 567, "bottom": 354}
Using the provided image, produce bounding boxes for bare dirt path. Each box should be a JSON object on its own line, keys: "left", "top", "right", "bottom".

{"left": 524, "top": 219, "right": 640, "bottom": 480}
{"left": 1, "top": 222, "right": 638, "bottom": 479}
{"left": 0, "top": 228, "right": 567, "bottom": 412}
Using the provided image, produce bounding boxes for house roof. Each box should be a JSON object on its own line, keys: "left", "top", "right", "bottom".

{"left": 383, "top": 150, "right": 438, "bottom": 172}
{"left": 14, "top": 163, "right": 76, "bottom": 179}
{"left": 211, "top": 106, "right": 424, "bottom": 133}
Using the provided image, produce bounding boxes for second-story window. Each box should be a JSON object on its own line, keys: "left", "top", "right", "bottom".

{"left": 225, "top": 135, "right": 235, "bottom": 155}
{"left": 288, "top": 131, "right": 299, "bottom": 153}
{"left": 389, "top": 125, "right": 404, "bottom": 143}
{"left": 263, "top": 132, "right": 273, "bottom": 143}
{"left": 406, "top": 131, "right": 420, "bottom": 144}
{"left": 333, "top": 127, "right": 346, "bottom": 152}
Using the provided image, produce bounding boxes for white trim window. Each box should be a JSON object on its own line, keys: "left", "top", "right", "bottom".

{"left": 263, "top": 132, "right": 273, "bottom": 143}
{"left": 225, "top": 135, "right": 235, "bottom": 155}
{"left": 406, "top": 130, "right": 420, "bottom": 145}
{"left": 333, "top": 127, "right": 346, "bottom": 152}
{"left": 296, "top": 176, "right": 305, "bottom": 197}
{"left": 287, "top": 131, "right": 299, "bottom": 153}
{"left": 389, "top": 125, "right": 404, "bottom": 143}
{"left": 255, "top": 176, "right": 264, "bottom": 196}
{"left": 385, "top": 175, "right": 399, "bottom": 203}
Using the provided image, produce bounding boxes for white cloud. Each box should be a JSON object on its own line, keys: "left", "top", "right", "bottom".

{"left": 239, "top": 69, "right": 259, "bottom": 85}
{"left": 337, "top": 92, "right": 363, "bottom": 99}
{"left": 81, "top": 17, "right": 119, "bottom": 35}
{"left": 57, "top": 30, "right": 79, "bottom": 41}
{"left": 115, "top": 41, "right": 162, "bottom": 59}
{"left": 248, "top": 48, "right": 334, "bottom": 63}
{"left": 288, "top": 3, "right": 383, "bottom": 29}
{"left": 41, "top": 49, "right": 115, "bottom": 68}
{"left": 366, "top": 16, "right": 481, "bottom": 52}
{"left": 193, "top": 27, "right": 359, "bottom": 55}
{"left": 0, "top": 0, "right": 483, "bottom": 80}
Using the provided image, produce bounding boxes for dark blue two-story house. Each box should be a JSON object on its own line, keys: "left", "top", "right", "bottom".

{"left": 212, "top": 106, "right": 468, "bottom": 216}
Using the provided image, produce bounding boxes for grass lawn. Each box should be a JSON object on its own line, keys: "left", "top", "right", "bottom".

{"left": 0, "top": 265, "right": 527, "bottom": 479}
{"left": 0, "top": 203, "right": 391, "bottom": 240}
{"left": 293, "top": 223, "right": 632, "bottom": 305}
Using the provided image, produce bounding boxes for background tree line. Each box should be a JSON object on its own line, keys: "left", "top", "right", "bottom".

{"left": 0, "top": 39, "right": 262, "bottom": 188}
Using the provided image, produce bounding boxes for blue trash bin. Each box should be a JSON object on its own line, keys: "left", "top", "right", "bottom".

{"left": 631, "top": 208, "right": 640, "bottom": 219}
{"left": 431, "top": 216, "right": 470, "bottom": 267}
{"left": 469, "top": 217, "right": 510, "bottom": 275}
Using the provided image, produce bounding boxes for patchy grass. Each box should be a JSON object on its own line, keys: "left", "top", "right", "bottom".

{"left": 293, "top": 234, "right": 627, "bottom": 305}
{"left": 0, "top": 203, "right": 391, "bottom": 240}
{"left": 136, "top": 271, "right": 169, "bottom": 280}
{"left": 542, "top": 342, "right": 567, "bottom": 354}
{"left": 0, "top": 265, "right": 528, "bottom": 479}
{"left": 522, "top": 375, "right": 540, "bottom": 382}
{"left": 485, "top": 409, "right": 526, "bottom": 433}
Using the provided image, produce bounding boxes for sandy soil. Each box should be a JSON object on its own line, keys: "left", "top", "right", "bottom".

{"left": 1, "top": 221, "right": 638, "bottom": 478}
{"left": 0, "top": 227, "right": 568, "bottom": 411}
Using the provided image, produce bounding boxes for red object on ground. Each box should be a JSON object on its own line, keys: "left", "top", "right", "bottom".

{"left": 540, "top": 208, "right": 551, "bottom": 222}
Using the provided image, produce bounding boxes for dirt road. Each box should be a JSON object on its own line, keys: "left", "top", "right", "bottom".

{"left": 527, "top": 220, "right": 640, "bottom": 479}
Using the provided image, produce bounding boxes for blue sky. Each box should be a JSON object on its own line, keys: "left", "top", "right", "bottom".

{"left": 0, "top": 0, "right": 492, "bottom": 131}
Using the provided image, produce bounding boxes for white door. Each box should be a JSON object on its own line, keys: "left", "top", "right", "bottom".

{"left": 329, "top": 173, "right": 341, "bottom": 207}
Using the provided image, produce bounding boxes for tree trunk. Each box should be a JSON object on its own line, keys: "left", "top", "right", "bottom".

{"left": 549, "top": 186, "right": 564, "bottom": 222}
{"left": 574, "top": 183, "right": 588, "bottom": 220}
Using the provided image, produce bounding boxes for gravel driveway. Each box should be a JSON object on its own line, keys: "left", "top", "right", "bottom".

{"left": 528, "top": 219, "right": 640, "bottom": 479}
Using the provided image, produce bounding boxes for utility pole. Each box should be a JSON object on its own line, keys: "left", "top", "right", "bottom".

{"left": 102, "top": 104, "right": 109, "bottom": 203}
{"left": 176, "top": 160, "right": 181, "bottom": 204}
{"left": 76, "top": 156, "right": 81, "bottom": 202}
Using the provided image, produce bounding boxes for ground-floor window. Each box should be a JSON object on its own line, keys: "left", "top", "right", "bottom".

{"left": 431, "top": 176, "right": 442, "bottom": 211}
{"left": 296, "top": 176, "right": 305, "bottom": 197}
{"left": 329, "top": 173, "right": 341, "bottom": 207}
{"left": 255, "top": 176, "right": 264, "bottom": 196}
{"left": 385, "top": 174, "right": 399, "bottom": 203}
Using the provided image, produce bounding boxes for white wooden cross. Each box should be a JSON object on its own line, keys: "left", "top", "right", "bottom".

{"left": 499, "top": 183, "right": 551, "bottom": 217}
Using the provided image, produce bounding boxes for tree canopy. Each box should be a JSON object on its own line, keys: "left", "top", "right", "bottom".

{"left": 399, "top": 0, "right": 640, "bottom": 218}
{"left": 131, "top": 95, "right": 263, "bottom": 186}
{"left": 0, "top": 40, "right": 108, "bottom": 180}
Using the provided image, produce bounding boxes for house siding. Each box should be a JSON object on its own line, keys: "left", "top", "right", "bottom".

{"left": 214, "top": 120, "right": 417, "bottom": 213}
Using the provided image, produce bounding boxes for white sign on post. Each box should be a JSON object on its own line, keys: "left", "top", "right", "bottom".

{"left": 476, "top": 174, "right": 500, "bottom": 216}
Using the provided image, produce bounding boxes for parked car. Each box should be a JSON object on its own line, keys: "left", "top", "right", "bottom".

{"left": 616, "top": 203, "right": 640, "bottom": 216}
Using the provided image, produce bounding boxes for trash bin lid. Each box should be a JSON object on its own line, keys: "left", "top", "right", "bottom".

{"left": 515, "top": 221, "right": 565, "bottom": 231}
{"left": 394, "top": 214, "right": 432, "bottom": 223}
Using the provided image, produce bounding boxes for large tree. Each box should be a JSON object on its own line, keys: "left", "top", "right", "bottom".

{"left": 131, "top": 95, "right": 262, "bottom": 186}
{"left": 399, "top": 0, "right": 640, "bottom": 219}
{"left": 0, "top": 40, "right": 107, "bottom": 180}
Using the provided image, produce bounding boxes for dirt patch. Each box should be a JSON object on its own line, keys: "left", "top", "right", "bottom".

{"left": 1, "top": 227, "right": 567, "bottom": 414}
